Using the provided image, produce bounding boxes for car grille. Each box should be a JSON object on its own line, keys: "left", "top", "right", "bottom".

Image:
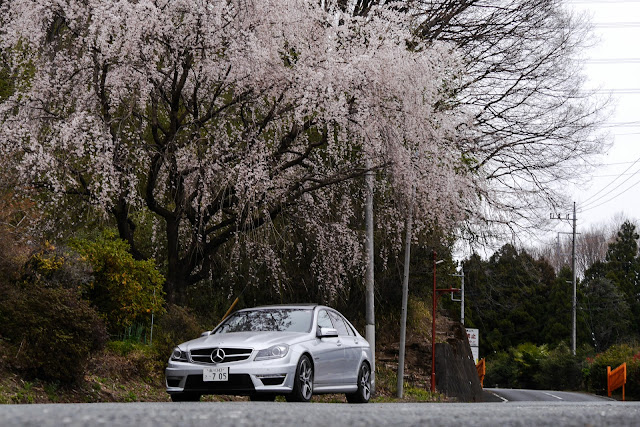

{"left": 184, "top": 374, "right": 255, "bottom": 394}
{"left": 189, "top": 347, "right": 253, "bottom": 364}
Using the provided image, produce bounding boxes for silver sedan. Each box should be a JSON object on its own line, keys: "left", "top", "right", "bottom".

{"left": 165, "top": 304, "right": 374, "bottom": 403}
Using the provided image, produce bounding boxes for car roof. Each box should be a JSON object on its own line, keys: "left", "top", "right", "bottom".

{"left": 238, "top": 304, "right": 320, "bottom": 311}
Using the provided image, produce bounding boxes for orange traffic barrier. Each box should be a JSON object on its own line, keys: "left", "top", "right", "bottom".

{"left": 607, "top": 363, "right": 627, "bottom": 401}
{"left": 476, "top": 358, "right": 486, "bottom": 388}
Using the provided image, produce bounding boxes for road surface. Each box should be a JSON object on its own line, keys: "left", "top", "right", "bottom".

{"left": 1, "top": 400, "right": 639, "bottom": 427}
{"left": 484, "top": 388, "right": 612, "bottom": 402}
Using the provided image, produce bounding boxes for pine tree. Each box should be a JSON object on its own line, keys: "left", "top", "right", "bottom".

{"left": 603, "top": 221, "right": 640, "bottom": 336}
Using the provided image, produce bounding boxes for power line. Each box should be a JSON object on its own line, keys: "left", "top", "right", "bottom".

{"left": 592, "top": 171, "right": 640, "bottom": 177}
{"left": 580, "top": 154, "right": 640, "bottom": 205}
{"left": 613, "top": 131, "right": 640, "bottom": 136}
{"left": 580, "top": 155, "right": 640, "bottom": 208}
{"left": 580, "top": 174, "right": 640, "bottom": 212}
{"left": 593, "top": 160, "right": 640, "bottom": 166}
{"left": 592, "top": 22, "right": 640, "bottom": 28}
{"left": 575, "top": 88, "right": 640, "bottom": 95}
{"left": 586, "top": 58, "right": 640, "bottom": 64}
{"left": 601, "top": 121, "right": 640, "bottom": 128}
{"left": 567, "top": 0, "right": 640, "bottom": 3}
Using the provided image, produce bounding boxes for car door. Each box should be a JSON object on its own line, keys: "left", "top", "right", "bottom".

{"left": 328, "top": 311, "right": 361, "bottom": 385}
{"left": 311, "top": 309, "right": 344, "bottom": 387}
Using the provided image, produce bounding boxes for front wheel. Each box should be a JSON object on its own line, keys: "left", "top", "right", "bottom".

{"left": 286, "top": 355, "right": 313, "bottom": 402}
{"left": 346, "top": 363, "right": 371, "bottom": 403}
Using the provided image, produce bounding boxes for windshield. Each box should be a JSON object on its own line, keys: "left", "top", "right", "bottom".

{"left": 214, "top": 309, "right": 313, "bottom": 334}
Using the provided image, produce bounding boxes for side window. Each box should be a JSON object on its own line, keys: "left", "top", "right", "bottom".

{"left": 329, "top": 311, "right": 353, "bottom": 336}
{"left": 317, "top": 310, "right": 334, "bottom": 329}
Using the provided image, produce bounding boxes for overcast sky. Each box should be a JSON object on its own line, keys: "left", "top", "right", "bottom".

{"left": 463, "top": 1, "right": 640, "bottom": 257}
{"left": 565, "top": 0, "right": 640, "bottom": 232}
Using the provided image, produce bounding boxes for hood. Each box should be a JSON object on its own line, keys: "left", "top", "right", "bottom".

{"left": 180, "top": 331, "right": 312, "bottom": 351}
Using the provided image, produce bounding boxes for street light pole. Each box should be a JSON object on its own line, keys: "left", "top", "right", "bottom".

{"left": 397, "top": 199, "right": 413, "bottom": 398}
{"left": 571, "top": 202, "right": 577, "bottom": 356}
{"left": 451, "top": 265, "right": 464, "bottom": 325}
{"left": 364, "top": 162, "right": 376, "bottom": 383}
{"left": 431, "top": 251, "right": 437, "bottom": 393}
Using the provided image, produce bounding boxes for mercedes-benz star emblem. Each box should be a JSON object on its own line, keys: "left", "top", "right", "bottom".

{"left": 210, "top": 348, "right": 226, "bottom": 363}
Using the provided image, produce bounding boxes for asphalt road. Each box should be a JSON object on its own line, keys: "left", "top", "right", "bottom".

{"left": 1, "top": 400, "right": 640, "bottom": 427}
{"left": 484, "top": 388, "right": 613, "bottom": 402}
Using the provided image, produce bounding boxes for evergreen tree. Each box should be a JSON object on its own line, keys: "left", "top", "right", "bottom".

{"left": 581, "top": 276, "right": 632, "bottom": 351}
{"left": 464, "top": 244, "right": 555, "bottom": 355}
{"left": 594, "top": 221, "right": 640, "bottom": 338}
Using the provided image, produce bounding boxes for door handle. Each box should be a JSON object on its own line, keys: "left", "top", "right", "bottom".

{"left": 336, "top": 340, "right": 342, "bottom": 346}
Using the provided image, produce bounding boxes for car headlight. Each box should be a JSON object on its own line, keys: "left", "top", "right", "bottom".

{"left": 171, "top": 347, "right": 188, "bottom": 362}
{"left": 255, "top": 344, "right": 289, "bottom": 361}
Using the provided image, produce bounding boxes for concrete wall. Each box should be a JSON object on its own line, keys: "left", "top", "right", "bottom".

{"left": 434, "top": 322, "right": 484, "bottom": 402}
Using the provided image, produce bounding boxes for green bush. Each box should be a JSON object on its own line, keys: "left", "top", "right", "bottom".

{"left": 485, "top": 343, "right": 547, "bottom": 389}
{"left": 152, "top": 305, "right": 203, "bottom": 362}
{"left": 0, "top": 281, "right": 107, "bottom": 383}
{"left": 71, "top": 230, "right": 166, "bottom": 333}
{"left": 511, "top": 343, "right": 548, "bottom": 389}
{"left": 485, "top": 350, "right": 519, "bottom": 388}
{"left": 535, "top": 342, "right": 583, "bottom": 391}
{"left": 486, "top": 342, "right": 583, "bottom": 391}
{"left": 584, "top": 344, "right": 640, "bottom": 397}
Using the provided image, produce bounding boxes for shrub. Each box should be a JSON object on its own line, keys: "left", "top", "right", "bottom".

{"left": 20, "top": 242, "right": 92, "bottom": 289}
{"left": 71, "top": 230, "right": 166, "bottom": 333}
{"left": 584, "top": 344, "right": 640, "bottom": 397}
{"left": 485, "top": 342, "right": 583, "bottom": 391}
{"left": 0, "top": 281, "right": 107, "bottom": 383}
{"left": 0, "top": 244, "right": 108, "bottom": 384}
{"left": 485, "top": 350, "right": 519, "bottom": 388}
{"left": 511, "top": 343, "right": 548, "bottom": 389}
{"left": 152, "top": 305, "right": 203, "bottom": 362}
{"left": 102, "top": 340, "right": 161, "bottom": 380}
{"left": 535, "top": 342, "right": 583, "bottom": 390}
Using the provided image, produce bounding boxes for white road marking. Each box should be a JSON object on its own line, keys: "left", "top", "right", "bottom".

{"left": 543, "top": 392, "right": 563, "bottom": 400}
{"left": 490, "top": 391, "right": 509, "bottom": 402}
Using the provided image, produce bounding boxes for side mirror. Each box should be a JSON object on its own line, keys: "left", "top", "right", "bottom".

{"left": 200, "top": 330, "right": 212, "bottom": 337}
{"left": 317, "top": 327, "right": 339, "bottom": 338}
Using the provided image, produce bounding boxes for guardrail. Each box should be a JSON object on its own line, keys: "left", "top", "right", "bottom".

{"left": 607, "top": 363, "right": 627, "bottom": 401}
{"left": 476, "top": 358, "right": 486, "bottom": 388}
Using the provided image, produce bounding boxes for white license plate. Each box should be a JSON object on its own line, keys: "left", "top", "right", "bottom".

{"left": 203, "top": 366, "right": 229, "bottom": 382}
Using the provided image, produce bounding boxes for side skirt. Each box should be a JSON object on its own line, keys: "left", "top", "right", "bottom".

{"left": 312, "top": 384, "right": 358, "bottom": 394}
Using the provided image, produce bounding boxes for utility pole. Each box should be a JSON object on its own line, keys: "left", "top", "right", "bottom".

{"left": 396, "top": 197, "right": 413, "bottom": 398}
{"left": 550, "top": 203, "right": 578, "bottom": 355}
{"left": 571, "top": 202, "right": 577, "bottom": 356}
{"left": 461, "top": 268, "right": 464, "bottom": 326}
{"left": 364, "top": 162, "right": 376, "bottom": 386}
{"left": 451, "top": 265, "right": 465, "bottom": 325}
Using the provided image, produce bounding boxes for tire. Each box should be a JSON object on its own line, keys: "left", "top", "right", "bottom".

{"left": 286, "top": 355, "right": 313, "bottom": 402}
{"left": 250, "top": 393, "right": 276, "bottom": 402}
{"left": 170, "top": 392, "right": 201, "bottom": 402}
{"left": 346, "top": 363, "right": 371, "bottom": 403}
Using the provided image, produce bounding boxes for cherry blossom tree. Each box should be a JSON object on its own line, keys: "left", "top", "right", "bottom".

{"left": 0, "top": 0, "right": 476, "bottom": 301}
{"left": 347, "top": 1, "right": 608, "bottom": 240}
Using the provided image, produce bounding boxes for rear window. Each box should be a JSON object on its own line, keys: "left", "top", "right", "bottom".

{"left": 214, "top": 309, "right": 313, "bottom": 334}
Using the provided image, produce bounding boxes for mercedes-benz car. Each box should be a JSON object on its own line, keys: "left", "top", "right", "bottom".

{"left": 165, "top": 304, "right": 373, "bottom": 403}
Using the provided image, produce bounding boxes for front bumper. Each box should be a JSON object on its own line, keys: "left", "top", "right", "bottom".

{"left": 165, "top": 356, "right": 299, "bottom": 396}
